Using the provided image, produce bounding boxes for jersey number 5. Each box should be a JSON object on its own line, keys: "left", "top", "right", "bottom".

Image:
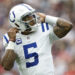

{"left": 23, "top": 42, "right": 39, "bottom": 68}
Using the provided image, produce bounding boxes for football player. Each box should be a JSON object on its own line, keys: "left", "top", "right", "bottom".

{"left": 1, "top": 3, "right": 72, "bottom": 75}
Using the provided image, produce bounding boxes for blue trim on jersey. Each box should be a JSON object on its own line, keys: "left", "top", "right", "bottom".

{"left": 3, "top": 35, "right": 9, "bottom": 43}
{"left": 41, "top": 23, "right": 49, "bottom": 32}
{"left": 41, "top": 23, "right": 45, "bottom": 32}
{"left": 46, "top": 23, "right": 49, "bottom": 30}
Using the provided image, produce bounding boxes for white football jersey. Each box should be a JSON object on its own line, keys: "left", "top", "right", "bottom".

{"left": 3, "top": 23, "right": 59, "bottom": 75}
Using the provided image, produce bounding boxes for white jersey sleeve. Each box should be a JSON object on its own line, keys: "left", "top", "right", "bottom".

{"left": 3, "top": 33, "right": 9, "bottom": 48}
{"left": 45, "top": 15, "right": 60, "bottom": 43}
{"left": 49, "top": 25, "right": 59, "bottom": 43}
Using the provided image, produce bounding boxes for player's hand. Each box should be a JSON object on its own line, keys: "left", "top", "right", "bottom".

{"left": 37, "top": 12, "right": 46, "bottom": 22}
{"left": 8, "top": 28, "right": 19, "bottom": 42}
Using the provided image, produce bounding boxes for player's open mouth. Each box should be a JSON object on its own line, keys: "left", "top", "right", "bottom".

{"left": 25, "top": 28, "right": 32, "bottom": 32}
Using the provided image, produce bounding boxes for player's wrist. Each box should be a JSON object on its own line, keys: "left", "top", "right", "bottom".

{"left": 6, "top": 41, "right": 15, "bottom": 50}
{"left": 9, "top": 38, "right": 16, "bottom": 42}
{"left": 45, "top": 15, "right": 58, "bottom": 25}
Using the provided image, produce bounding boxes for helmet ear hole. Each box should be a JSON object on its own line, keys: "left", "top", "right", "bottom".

{"left": 15, "top": 23, "right": 19, "bottom": 27}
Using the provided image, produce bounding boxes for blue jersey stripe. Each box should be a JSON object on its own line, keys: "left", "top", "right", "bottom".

{"left": 46, "top": 23, "right": 49, "bottom": 30}
{"left": 3, "top": 35, "right": 9, "bottom": 43}
{"left": 41, "top": 23, "right": 45, "bottom": 32}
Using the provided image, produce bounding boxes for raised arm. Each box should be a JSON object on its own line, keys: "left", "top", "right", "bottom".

{"left": 1, "top": 28, "right": 18, "bottom": 71}
{"left": 37, "top": 13, "right": 73, "bottom": 38}
{"left": 53, "top": 18, "right": 72, "bottom": 38}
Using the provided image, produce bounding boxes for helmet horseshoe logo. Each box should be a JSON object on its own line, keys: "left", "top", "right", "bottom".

{"left": 9, "top": 11, "right": 15, "bottom": 23}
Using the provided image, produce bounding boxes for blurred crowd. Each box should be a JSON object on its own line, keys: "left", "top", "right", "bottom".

{"left": 0, "top": 0, "right": 75, "bottom": 75}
